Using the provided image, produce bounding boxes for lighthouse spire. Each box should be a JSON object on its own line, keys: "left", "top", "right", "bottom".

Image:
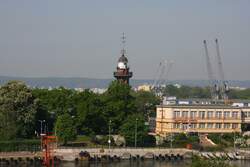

{"left": 121, "top": 32, "right": 126, "bottom": 55}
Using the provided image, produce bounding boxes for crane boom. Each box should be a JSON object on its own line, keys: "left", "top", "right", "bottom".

{"left": 152, "top": 62, "right": 162, "bottom": 88}
{"left": 215, "top": 38, "right": 229, "bottom": 100}
{"left": 162, "top": 60, "right": 173, "bottom": 86}
{"left": 215, "top": 38, "right": 225, "bottom": 82}
{"left": 203, "top": 40, "right": 218, "bottom": 100}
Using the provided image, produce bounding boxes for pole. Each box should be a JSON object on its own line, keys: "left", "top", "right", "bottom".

{"left": 40, "top": 121, "right": 42, "bottom": 135}
{"left": 38, "top": 120, "right": 45, "bottom": 150}
{"left": 38, "top": 120, "right": 45, "bottom": 135}
{"left": 108, "top": 120, "right": 111, "bottom": 152}
{"left": 234, "top": 130, "right": 236, "bottom": 152}
{"left": 170, "top": 124, "right": 173, "bottom": 149}
{"left": 135, "top": 118, "right": 138, "bottom": 148}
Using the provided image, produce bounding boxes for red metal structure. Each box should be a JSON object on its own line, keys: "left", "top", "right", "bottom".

{"left": 41, "top": 134, "right": 57, "bottom": 167}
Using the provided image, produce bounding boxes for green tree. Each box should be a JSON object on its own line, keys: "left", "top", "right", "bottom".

{"left": 32, "top": 87, "right": 78, "bottom": 133}
{"left": 0, "top": 81, "right": 38, "bottom": 140}
{"left": 55, "top": 113, "right": 77, "bottom": 144}
{"left": 103, "top": 81, "right": 137, "bottom": 133}
{"left": 74, "top": 90, "right": 107, "bottom": 135}
{"left": 133, "top": 90, "right": 160, "bottom": 117}
{"left": 120, "top": 114, "right": 150, "bottom": 146}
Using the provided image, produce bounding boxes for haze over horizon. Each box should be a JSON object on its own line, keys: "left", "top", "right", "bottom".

{"left": 0, "top": 0, "right": 250, "bottom": 80}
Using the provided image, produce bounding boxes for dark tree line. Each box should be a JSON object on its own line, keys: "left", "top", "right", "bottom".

{"left": 0, "top": 80, "right": 160, "bottom": 146}
{"left": 164, "top": 84, "right": 250, "bottom": 99}
{"left": 1, "top": 81, "right": 249, "bottom": 145}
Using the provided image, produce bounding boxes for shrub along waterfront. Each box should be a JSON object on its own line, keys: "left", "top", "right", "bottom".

{"left": 190, "top": 155, "right": 236, "bottom": 167}
{"left": 0, "top": 140, "right": 40, "bottom": 152}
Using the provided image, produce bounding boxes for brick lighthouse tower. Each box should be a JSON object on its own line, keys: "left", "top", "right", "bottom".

{"left": 114, "top": 33, "right": 133, "bottom": 85}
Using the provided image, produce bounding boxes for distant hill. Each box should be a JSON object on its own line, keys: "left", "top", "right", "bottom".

{"left": 0, "top": 76, "right": 250, "bottom": 89}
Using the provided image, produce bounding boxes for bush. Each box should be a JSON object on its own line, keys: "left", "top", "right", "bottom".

{"left": 191, "top": 155, "right": 234, "bottom": 167}
{"left": 162, "top": 133, "right": 199, "bottom": 148}
{"left": 0, "top": 140, "right": 40, "bottom": 152}
{"left": 208, "top": 133, "right": 240, "bottom": 148}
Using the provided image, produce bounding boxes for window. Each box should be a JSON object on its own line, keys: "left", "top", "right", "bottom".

{"left": 190, "top": 123, "right": 197, "bottom": 129}
{"left": 215, "top": 123, "right": 222, "bottom": 129}
{"left": 174, "top": 111, "right": 180, "bottom": 118}
{"left": 173, "top": 123, "right": 180, "bottom": 129}
{"left": 199, "top": 123, "right": 205, "bottom": 129}
{"left": 224, "top": 111, "right": 230, "bottom": 118}
{"left": 199, "top": 111, "right": 206, "bottom": 119}
{"left": 224, "top": 123, "right": 230, "bottom": 129}
{"left": 182, "top": 111, "right": 188, "bottom": 118}
{"left": 215, "top": 111, "right": 222, "bottom": 119}
{"left": 207, "top": 111, "right": 213, "bottom": 118}
{"left": 158, "top": 109, "right": 163, "bottom": 118}
{"left": 232, "top": 112, "right": 238, "bottom": 118}
{"left": 164, "top": 123, "right": 168, "bottom": 128}
{"left": 207, "top": 123, "right": 213, "bottom": 129}
{"left": 190, "top": 111, "right": 197, "bottom": 119}
{"left": 232, "top": 123, "right": 238, "bottom": 129}
{"left": 242, "top": 112, "right": 247, "bottom": 118}
{"left": 182, "top": 123, "right": 188, "bottom": 130}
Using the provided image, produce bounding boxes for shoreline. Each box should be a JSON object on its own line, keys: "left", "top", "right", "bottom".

{"left": 0, "top": 148, "right": 250, "bottom": 162}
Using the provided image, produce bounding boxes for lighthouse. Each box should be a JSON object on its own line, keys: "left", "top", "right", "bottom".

{"left": 113, "top": 33, "right": 133, "bottom": 85}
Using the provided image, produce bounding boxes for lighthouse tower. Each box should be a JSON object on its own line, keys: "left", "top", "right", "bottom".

{"left": 113, "top": 33, "right": 133, "bottom": 85}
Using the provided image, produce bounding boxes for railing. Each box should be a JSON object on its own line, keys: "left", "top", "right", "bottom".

{"left": 173, "top": 116, "right": 241, "bottom": 122}
{"left": 113, "top": 71, "right": 133, "bottom": 77}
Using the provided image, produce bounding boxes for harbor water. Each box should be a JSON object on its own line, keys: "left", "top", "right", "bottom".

{"left": 51, "top": 160, "right": 250, "bottom": 167}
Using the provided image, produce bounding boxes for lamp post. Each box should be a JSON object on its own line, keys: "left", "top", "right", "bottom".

{"left": 38, "top": 120, "right": 46, "bottom": 135}
{"left": 108, "top": 120, "right": 112, "bottom": 152}
{"left": 38, "top": 120, "right": 45, "bottom": 150}
{"left": 234, "top": 129, "right": 236, "bottom": 152}
{"left": 135, "top": 118, "right": 138, "bottom": 148}
{"left": 170, "top": 124, "right": 173, "bottom": 149}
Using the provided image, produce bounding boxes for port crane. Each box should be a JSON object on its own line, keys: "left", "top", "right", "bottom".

{"left": 152, "top": 59, "right": 173, "bottom": 97}
{"left": 203, "top": 40, "right": 219, "bottom": 100}
{"left": 215, "top": 38, "right": 229, "bottom": 100}
{"left": 203, "top": 39, "right": 229, "bottom": 101}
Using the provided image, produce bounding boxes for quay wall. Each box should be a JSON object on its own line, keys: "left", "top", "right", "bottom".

{"left": 55, "top": 148, "right": 196, "bottom": 161}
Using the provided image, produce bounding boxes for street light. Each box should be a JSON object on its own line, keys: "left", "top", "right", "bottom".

{"left": 38, "top": 120, "right": 46, "bottom": 135}
{"left": 135, "top": 118, "right": 138, "bottom": 148}
{"left": 108, "top": 120, "right": 112, "bottom": 152}
{"left": 234, "top": 129, "right": 236, "bottom": 152}
{"left": 38, "top": 120, "right": 45, "bottom": 150}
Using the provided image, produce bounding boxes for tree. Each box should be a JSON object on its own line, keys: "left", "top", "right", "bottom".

{"left": 133, "top": 91, "right": 160, "bottom": 117}
{"left": 120, "top": 114, "right": 150, "bottom": 146}
{"left": 75, "top": 90, "right": 107, "bottom": 135}
{"left": 0, "top": 81, "right": 38, "bottom": 140}
{"left": 103, "top": 81, "right": 137, "bottom": 133}
{"left": 55, "top": 113, "right": 77, "bottom": 144}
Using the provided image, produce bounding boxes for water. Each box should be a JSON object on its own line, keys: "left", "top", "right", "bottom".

{"left": 58, "top": 160, "right": 250, "bottom": 167}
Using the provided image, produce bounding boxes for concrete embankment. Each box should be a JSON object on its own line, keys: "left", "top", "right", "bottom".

{"left": 1, "top": 148, "right": 250, "bottom": 164}
{"left": 54, "top": 148, "right": 250, "bottom": 162}
{"left": 0, "top": 152, "right": 43, "bottom": 166}
{"left": 55, "top": 148, "right": 196, "bottom": 161}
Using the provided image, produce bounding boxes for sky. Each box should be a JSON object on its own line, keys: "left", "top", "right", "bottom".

{"left": 0, "top": 0, "right": 250, "bottom": 80}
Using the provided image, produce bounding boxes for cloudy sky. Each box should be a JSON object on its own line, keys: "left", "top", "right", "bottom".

{"left": 0, "top": 0, "right": 249, "bottom": 80}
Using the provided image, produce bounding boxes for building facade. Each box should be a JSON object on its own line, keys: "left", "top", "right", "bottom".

{"left": 155, "top": 104, "right": 250, "bottom": 136}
